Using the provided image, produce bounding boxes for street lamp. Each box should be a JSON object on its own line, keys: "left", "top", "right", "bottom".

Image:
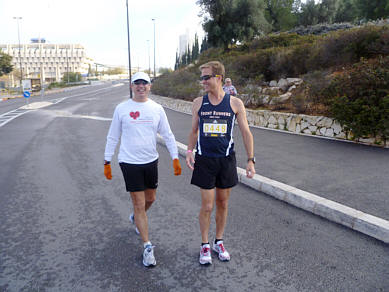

{"left": 126, "top": 0, "right": 132, "bottom": 98}
{"left": 147, "top": 40, "right": 151, "bottom": 75}
{"left": 13, "top": 16, "right": 23, "bottom": 92}
{"left": 152, "top": 18, "right": 156, "bottom": 80}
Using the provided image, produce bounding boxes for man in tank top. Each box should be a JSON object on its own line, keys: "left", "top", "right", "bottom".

{"left": 186, "top": 61, "right": 256, "bottom": 265}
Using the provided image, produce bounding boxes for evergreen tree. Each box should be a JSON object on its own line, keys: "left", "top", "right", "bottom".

{"left": 197, "top": 0, "right": 270, "bottom": 50}
{"left": 354, "top": 0, "right": 389, "bottom": 21}
{"left": 0, "top": 52, "right": 13, "bottom": 76}
{"left": 265, "top": 0, "right": 297, "bottom": 31}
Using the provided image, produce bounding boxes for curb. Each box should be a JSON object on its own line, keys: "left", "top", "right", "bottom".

{"left": 158, "top": 137, "right": 389, "bottom": 244}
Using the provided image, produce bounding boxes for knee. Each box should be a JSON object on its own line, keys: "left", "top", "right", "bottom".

{"left": 201, "top": 203, "right": 214, "bottom": 213}
{"left": 133, "top": 200, "right": 145, "bottom": 212}
{"left": 216, "top": 199, "right": 229, "bottom": 210}
{"left": 146, "top": 196, "right": 155, "bottom": 205}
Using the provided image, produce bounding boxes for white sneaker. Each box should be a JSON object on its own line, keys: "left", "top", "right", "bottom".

{"left": 212, "top": 240, "right": 230, "bottom": 261}
{"left": 129, "top": 213, "right": 140, "bottom": 234}
{"left": 143, "top": 244, "right": 156, "bottom": 267}
{"left": 199, "top": 244, "right": 212, "bottom": 265}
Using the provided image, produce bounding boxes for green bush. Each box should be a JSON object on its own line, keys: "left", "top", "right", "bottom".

{"left": 325, "top": 56, "right": 389, "bottom": 141}
{"left": 152, "top": 69, "right": 201, "bottom": 100}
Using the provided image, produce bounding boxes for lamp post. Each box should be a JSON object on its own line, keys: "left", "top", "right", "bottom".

{"left": 126, "top": 0, "right": 132, "bottom": 98}
{"left": 152, "top": 18, "right": 156, "bottom": 80}
{"left": 13, "top": 17, "right": 23, "bottom": 92}
{"left": 147, "top": 40, "right": 151, "bottom": 75}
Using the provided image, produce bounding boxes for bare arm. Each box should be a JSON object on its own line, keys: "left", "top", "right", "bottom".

{"left": 186, "top": 96, "right": 202, "bottom": 170}
{"left": 232, "top": 97, "right": 255, "bottom": 178}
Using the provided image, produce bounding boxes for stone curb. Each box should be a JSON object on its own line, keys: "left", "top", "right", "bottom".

{"left": 158, "top": 136, "right": 389, "bottom": 244}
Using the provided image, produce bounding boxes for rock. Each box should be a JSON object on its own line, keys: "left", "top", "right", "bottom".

{"left": 268, "top": 124, "right": 278, "bottom": 129}
{"left": 269, "top": 92, "right": 292, "bottom": 105}
{"left": 303, "top": 129, "right": 312, "bottom": 134}
{"left": 287, "top": 85, "right": 297, "bottom": 92}
{"left": 308, "top": 125, "right": 317, "bottom": 133}
{"left": 301, "top": 121, "right": 309, "bottom": 130}
{"left": 269, "top": 80, "right": 278, "bottom": 87}
{"left": 263, "top": 87, "right": 281, "bottom": 95}
{"left": 325, "top": 128, "right": 334, "bottom": 137}
{"left": 288, "top": 118, "right": 297, "bottom": 132}
{"left": 278, "top": 78, "right": 289, "bottom": 91}
{"left": 320, "top": 127, "right": 327, "bottom": 135}
{"left": 296, "top": 124, "right": 301, "bottom": 133}
{"left": 278, "top": 116, "right": 285, "bottom": 126}
{"left": 317, "top": 117, "right": 333, "bottom": 128}
{"left": 332, "top": 122, "right": 343, "bottom": 135}
{"left": 268, "top": 115, "right": 277, "bottom": 124}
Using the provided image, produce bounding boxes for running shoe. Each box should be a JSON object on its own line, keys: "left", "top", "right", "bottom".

{"left": 212, "top": 240, "right": 230, "bottom": 261}
{"left": 199, "top": 244, "right": 212, "bottom": 265}
{"left": 143, "top": 244, "right": 156, "bottom": 267}
{"left": 129, "top": 213, "right": 140, "bottom": 234}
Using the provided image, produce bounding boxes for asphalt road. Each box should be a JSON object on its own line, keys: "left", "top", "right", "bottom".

{"left": 0, "top": 83, "right": 388, "bottom": 291}
{"left": 159, "top": 97, "right": 389, "bottom": 222}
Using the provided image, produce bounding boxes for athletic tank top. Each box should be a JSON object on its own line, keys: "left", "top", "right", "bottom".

{"left": 196, "top": 94, "right": 236, "bottom": 157}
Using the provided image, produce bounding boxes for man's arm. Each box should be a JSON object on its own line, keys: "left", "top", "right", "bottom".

{"left": 186, "top": 96, "right": 202, "bottom": 170}
{"left": 231, "top": 97, "right": 255, "bottom": 178}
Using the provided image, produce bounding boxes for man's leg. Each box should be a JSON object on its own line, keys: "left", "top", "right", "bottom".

{"left": 199, "top": 188, "right": 215, "bottom": 243}
{"left": 215, "top": 187, "right": 231, "bottom": 240}
{"left": 130, "top": 191, "right": 149, "bottom": 243}
{"left": 144, "top": 188, "right": 156, "bottom": 212}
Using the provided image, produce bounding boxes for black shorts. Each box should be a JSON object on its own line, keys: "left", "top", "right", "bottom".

{"left": 119, "top": 159, "right": 158, "bottom": 192}
{"left": 191, "top": 153, "right": 238, "bottom": 189}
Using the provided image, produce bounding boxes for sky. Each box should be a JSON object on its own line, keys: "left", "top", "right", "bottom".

{"left": 0, "top": 0, "right": 205, "bottom": 70}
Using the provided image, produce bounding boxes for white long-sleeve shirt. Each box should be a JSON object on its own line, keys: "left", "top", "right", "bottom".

{"left": 104, "top": 98, "right": 178, "bottom": 164}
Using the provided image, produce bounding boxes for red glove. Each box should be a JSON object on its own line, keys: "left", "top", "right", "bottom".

{"left": 173, "top": 158, "right": 182, "bottom": 176}
{"left": 104, "top": 164, "right": 112, "bottom": 180}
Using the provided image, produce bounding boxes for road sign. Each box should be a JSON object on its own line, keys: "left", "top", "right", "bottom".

{"left": 23, "top": 91, "right": 31, "bottom": 98}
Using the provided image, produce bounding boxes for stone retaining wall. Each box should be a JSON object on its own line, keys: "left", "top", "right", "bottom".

{"left": 151, "top": 94, "right": 388, "bottom": 148}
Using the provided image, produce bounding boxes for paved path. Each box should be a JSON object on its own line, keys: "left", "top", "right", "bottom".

{"left": 158, "top": 96, "right": 389, "bottom": 224}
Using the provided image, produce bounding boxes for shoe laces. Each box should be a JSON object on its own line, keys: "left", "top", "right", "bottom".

{"left": 217, "top": 242, "right": 225, "bottom": 253}
{"left": 202, "top": 246, "right": 210, "bottom": 255}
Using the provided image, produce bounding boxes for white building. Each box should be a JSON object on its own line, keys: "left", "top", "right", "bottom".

{"left": 0, "top": 40, "right": 93, "bottom": 85}
{"left": 178, "top": 29, "right": 193, "bottom": 57}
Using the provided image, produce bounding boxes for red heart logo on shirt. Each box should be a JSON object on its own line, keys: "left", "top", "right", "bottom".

{"left": 130, "top": 111, "right": 140, "bottom": 120}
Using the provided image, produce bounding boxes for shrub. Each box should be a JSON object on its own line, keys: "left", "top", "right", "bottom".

{"left": 152, "top": 69, "right": 201, "bottom": 100}
{"left": 325, "top": 56, "right": 389, "bottom": 141}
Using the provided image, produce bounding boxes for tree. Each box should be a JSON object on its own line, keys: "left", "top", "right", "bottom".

{"left": 317, "top": 0, "right": 338, "bottom": 24}
{"left": 159, "top": 67, "right": 173, "bottom": 75}
{"left": 265, "top": 0, "right": 297, "bottom": 32}
{"left": 354, "top": 0, "right": 389, "bottom": 21}
{"left": 192, "top": 33, "right": 200, "bottom": 61}
{"left": 197, "top": 0, "right": 270, "bottom": 50}
{"left": 0, "top": 52, "right": 13, "bottom": 76}
{"left": 200, "top": 36, "right": 210, "bottom": 52}
{"left": 334, "top": 0, "right": 357, "bottom": 23}
{"left": 298, "top": 0, "right": 319, "bottom": 26}
{"left": 62, "top": 72, "right": 82, "bottom": 83}
{"left": 105, "top": 67, "right": 126, "bottom": 75}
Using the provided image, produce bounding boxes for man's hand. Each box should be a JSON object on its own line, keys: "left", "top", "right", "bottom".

{"left": 246, "top": 161, "right": 255, "bottom": 178}
{"left": 186, "top": 151, "right": 195, "bottom": 170}
{"left": 104, "top": 164, "right": 112, "bottom": 180}
{"left": 173, "top": 158, "right": 182, "bottom": 176}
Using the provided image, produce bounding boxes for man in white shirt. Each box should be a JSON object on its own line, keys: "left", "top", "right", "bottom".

{"left": 104, "top": 72, "right": 182, "bottom": 267}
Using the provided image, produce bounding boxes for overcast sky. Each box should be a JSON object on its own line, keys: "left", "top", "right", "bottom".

{"left": 0, "top": 0, "right": 205, "bottom": 70}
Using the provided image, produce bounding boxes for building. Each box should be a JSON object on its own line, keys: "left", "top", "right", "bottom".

{"left": 178, "top": 29, "right": 193, "bottom": 57}
{"left": 0, "top": 39, "right": 93, "bottom": 87}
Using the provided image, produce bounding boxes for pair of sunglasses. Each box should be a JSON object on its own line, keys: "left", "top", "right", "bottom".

{"left": 133, "top": 80, "right": 149, "bottom": 85}
{"left": 199, "top": 74, "right": 221, "bottom": 81}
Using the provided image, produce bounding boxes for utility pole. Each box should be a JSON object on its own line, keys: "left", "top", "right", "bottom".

{"left": 126, "top": 0, "right": 132, "bottom": 98}
{"left": 147, "top": 40, "right": 151, "bottom": 76}
{"left": 66, "top": 46, "right": 69, "bottom": 84}
{"left": 13, "top": 17, "right": 23, "bottom": 92}
{"left": 152, "top": 18, "right": 156, "bottom": 80}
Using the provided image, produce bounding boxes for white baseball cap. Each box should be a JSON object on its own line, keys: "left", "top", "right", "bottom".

{"left": 131, "top": 72, "right": 151, "bottom": 84}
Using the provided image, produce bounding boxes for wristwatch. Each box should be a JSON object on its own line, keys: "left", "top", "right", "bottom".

{"left": 104, "top": 160, "right": 110, "bottom": 165}
{"left": 247, "top": 157, "right": 256, "bottom": 164}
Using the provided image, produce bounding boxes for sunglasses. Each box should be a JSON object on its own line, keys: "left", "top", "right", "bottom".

{"left": 199, "top": 74, "right": 221, "bottom": 81}
{"left": 133, "top": 79, "right": 149, "bottom": 85}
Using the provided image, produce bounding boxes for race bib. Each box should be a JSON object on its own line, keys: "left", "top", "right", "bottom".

{"left": 203, "top": 119, "right": 227, "bottom": 137}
